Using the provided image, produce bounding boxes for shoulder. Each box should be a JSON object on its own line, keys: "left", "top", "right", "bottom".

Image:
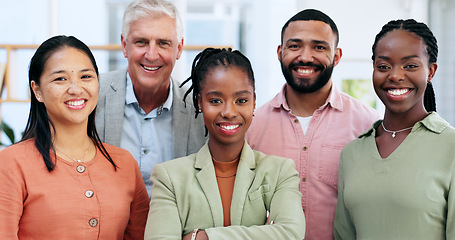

{"left": 151, "top": 154, "right": 198, "bottom": 184}
{"left": 0, "top": 139, "right": 43, "bottom": 170}
{"left": 0, "top": 139, "right": 38, "bottom": 158}
{"left": 159, "top": 153, "right": 197, "bottom": 170}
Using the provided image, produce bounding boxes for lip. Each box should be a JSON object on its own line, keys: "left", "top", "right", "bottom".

{"left": 384, "top": 87, "right": 413, "bottom": 100}
{"left": 217, "top": 122, "right": 242, "bottom": 135}
{"left": 293, "top": 66, "right": 318, "bottom": 78}
{"left": 65, "top": 98, "right": 87, "bottom": 110}
{"left": 141, "top": 64, "right": 161, "bottom": 72}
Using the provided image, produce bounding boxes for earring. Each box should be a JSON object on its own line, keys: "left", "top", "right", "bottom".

{"left": 198, "top": 110, "right": 202, "bottom": 113}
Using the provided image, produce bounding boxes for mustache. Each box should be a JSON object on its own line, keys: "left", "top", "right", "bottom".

{"left": 289, "top": 61, "right": 324, "bottom": 70}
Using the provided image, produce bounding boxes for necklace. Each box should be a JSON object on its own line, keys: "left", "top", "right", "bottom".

{"left": 381, "top": 122, "right": 413, "bottom": 138}
{"left": 55, "top": 143, "right": 90, "bottom": 162}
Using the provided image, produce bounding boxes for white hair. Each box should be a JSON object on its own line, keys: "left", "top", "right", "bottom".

{"left": 122, "top": 0, "right": 183, "bottom": 41}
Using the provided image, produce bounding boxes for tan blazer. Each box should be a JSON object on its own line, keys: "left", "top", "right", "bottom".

{"left": 145, "top": 141, "right": 306, "bottom": 239}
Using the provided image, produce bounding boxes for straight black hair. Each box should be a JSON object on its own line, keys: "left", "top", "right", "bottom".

{"left": 22, "top": 35, "right": 116, "bottom": 171}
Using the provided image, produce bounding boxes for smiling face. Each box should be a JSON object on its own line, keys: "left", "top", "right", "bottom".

{"left": 278, "top": 20, "right": 341, "bottom": 93}
{"left": 121, "top": 14, "right": 183, "bottom": 94}
{"left": 31, "top": 47, "right": 98, "bottom": 128}
{"left": 373, "top": 29, "right": 437, "bottom": 116}
{"left": 198, "top": 66, "right": 255, "bottom": 150}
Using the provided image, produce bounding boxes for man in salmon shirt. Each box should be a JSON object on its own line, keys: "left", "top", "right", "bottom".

{"left": 246, "top": 9, "right": 379, "bottom": 240}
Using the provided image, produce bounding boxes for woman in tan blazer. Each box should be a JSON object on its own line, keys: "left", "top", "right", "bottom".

{"left": 145, "top": 48, "right": 305, "bottom": 240}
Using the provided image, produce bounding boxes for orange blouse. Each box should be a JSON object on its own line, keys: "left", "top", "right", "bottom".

{"left": 213, "top": 157, "right": 239, "bottom": 227}
{"left": 0, "top": 139, "right": 149, "bottom": 239}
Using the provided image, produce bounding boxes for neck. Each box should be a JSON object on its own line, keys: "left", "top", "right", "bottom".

{"left": 382, "top": 107, "right": 428, "bottom": 130}
{"left": 285, "top": 81, "right": 332, "bottom": 117}
{"left": 133, "top": 80, "right": 170, "bottom": 114}
{"left": 51, "top": 122, "right": 92, "bottom": 149}
{"left": 208, "top": 140, "right": 244, "bottom": 163}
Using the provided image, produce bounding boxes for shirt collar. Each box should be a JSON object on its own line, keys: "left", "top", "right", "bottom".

{"left": 125, "top": 72, "right": 174, "bottom": 112}
{"left": 272, "top": 83, "right": 344, "bottom": 112}
{"left": 359, "top": 112, "right": 449, "bottom": 138}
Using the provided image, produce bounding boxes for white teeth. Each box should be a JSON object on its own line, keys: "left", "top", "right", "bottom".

{"left": 66, "top": 100, "right": 85, "bottom": 106}
{"left": 296, "top": 69, "right": 314, "bottom": 74}
{"left": 143, "top": 65, "right": 160, "bottom": 71}
{"left": 388, "top": 89, "right": 409, "bottom": 96}
{"left": 221, "top": 125, "right": 239, "bottom": 130}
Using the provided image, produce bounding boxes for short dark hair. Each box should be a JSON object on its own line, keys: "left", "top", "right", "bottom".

{"left": 281, "top": 9, "right": 339, "bottom": 46}
{"left": 23, "top": 35, "right": 116, "bottom": 171}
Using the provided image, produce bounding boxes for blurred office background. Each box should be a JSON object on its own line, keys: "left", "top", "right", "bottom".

{"left": 1, "top": 0, "right": 454, "bottom": 145}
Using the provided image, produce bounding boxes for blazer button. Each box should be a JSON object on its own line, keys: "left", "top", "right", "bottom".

{"left": 89, "top": 218, "right": 98, "bottom": 227}
{"left": 85, "top": 190, "right": 94, "bottom": 198}
{"left": 76, "top": 165, "right": 86, "bottom": 173}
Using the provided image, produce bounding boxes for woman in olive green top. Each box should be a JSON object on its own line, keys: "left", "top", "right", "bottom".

{"left": 334, "top": 19, "right": 455, "bottom": 239}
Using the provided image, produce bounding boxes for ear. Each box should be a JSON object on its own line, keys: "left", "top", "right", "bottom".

{"left": 31, "top": 80, "right": 43, "bottom": 102}
{"left": 333, "top": 48, "right": 342, "bottom": 67}
{"left": 121, "top": 34, "right": 128, "bottom": 58}
{"left": 176, "top": 38, "right": 184, "bottom": 60}
{"left": 197, "top": 93, "right": 202, "bottom": 112}
{"left": 253, "top": 92, "right": 256, "bottom": 110}
{"left": 277, "top": 45, "right": 283, "bottom": 62}
{"left": 427, "top": 63, "right": 438, "bottom": 82}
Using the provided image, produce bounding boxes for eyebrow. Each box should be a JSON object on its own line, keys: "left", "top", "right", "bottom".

{"left": 206, "top": 90, "right": 252, "bottom": 96}
{"left": 49, "top": 68, "right": 95, "bottom": 76}
{"left": 285, "top": 38, "right": 330, "bottom": 46}
{"left": 377, "top": 55, "right": 420, "bottom": 61}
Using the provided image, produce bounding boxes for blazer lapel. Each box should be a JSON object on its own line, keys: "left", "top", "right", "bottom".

{"left": 194, "top": 143, "right": 224, "bottom": 227}
{"left": 104, "top": 71, "right": 127, "bottom": 146}
{"left": 230, "top": 141, "right": 256, "bottom": 225}
{"left": 171, "top": 78, "right": 191, "bottom": 159}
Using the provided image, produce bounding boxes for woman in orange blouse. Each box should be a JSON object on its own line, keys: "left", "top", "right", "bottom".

{"left": 0, "top": 35, "right": 149, "bottom": 239}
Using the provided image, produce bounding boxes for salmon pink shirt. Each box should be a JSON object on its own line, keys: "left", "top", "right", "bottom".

{"left": 246, "top": 84, "right": 379, "bottom": 240}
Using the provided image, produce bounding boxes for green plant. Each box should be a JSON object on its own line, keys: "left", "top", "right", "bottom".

{"left": 0, "top": 120, "right": 15, "bottom": 146}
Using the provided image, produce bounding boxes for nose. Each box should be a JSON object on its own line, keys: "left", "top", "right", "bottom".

{"left": 388, "top": 67, "right": 405, "bottom": 82}
{"left": 297, "top": 47, "right": 314, "bottom": 63}
{"left": 145, "top": 44, "right": 159, "bottom": 61}
{"left": 221, "top": 102, "right": 238, "bottom": 119}
{"left": 67, "top": 80, "right": 83, "bottom": 95}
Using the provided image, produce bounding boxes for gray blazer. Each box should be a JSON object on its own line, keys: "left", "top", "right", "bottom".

{"left": 95, "top": 68, "right": 206, "bottom": 159}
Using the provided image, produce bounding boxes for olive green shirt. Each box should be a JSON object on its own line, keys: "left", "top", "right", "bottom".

{"left": 335, "top": 112, "right": 455, "bottom": 239}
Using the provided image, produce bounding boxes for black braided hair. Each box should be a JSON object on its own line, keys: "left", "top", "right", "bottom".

{"left": 372, "top": 19, "right": 438, "bottom": 112}
{"left": 180, "top": 48, "right": 255, "bottom": 118}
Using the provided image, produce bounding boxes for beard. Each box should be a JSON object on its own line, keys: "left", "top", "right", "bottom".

{"left": 281, "top": 60, "right": 334, "bottom": 93}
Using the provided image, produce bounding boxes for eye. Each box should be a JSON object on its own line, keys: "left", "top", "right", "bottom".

{"left": 81, "top": 74, "right": 95, "bottom": 80}
{"left": 209, "top": 98, "right": 222, "bottom": 104}
{"left": 53, "top": 77, "right": 66, "bottom": 81}
{"left": 315, "top": 45, "right": 326, "bottom": 50}
{"left": 236, "top": 98, "right": 248, "bottom": 104}
{"left": 159, "top": 41, "right": 171, "bottom": 47}
{"left": 135, "top": 40, "right": 147, "bottom": 47}
{"left": 404, "top": 64, "right": 419, "bottom": 69}
{"left": 376, "top": 64, "right": 390, "bottom": 71}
